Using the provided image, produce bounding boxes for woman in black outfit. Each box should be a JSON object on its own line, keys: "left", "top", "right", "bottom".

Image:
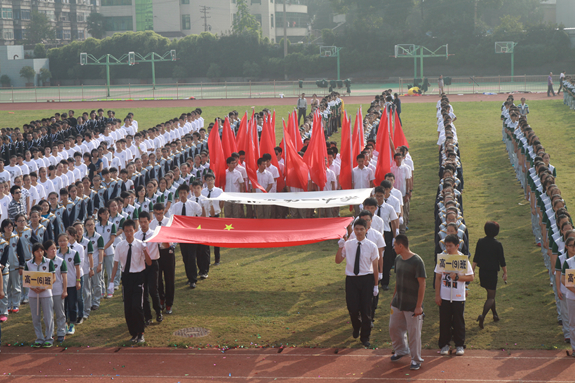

{"left": 472, "top": 221, "right": 507, "bottom": 329}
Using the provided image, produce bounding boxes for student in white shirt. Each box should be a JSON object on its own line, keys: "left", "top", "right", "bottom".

{"left": 253, "top": 158, "right": 274, "bottom": 219}
{"left": 352, "top": 153, "right": 375, "bottom": 216}
{"left": 200, "top": 174, "right": 223, "bottom": 265}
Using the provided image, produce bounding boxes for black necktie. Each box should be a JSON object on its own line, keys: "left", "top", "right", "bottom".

{"left": 181, "top": 203, "right": 186, "bottom": 216}
{"left": 354, "top": 242, "right": 361, "bottom": 275}
{"left": 377, "top": 206, "right": 381, "bottom": 217}
{"left": 208, "top": 190, "right": 212, "bottom": 198}
{"left": 195, "top": 197, "right": 199, "bottom": 203}
{"left": 142, "top": 232, "right": 146, "bottom": 241}
{"left": 125, "top": 243, "right": 132, "bottom": 274}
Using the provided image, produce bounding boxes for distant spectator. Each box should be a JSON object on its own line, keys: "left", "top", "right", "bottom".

{"left": 548, "top": 72, "right": 556, "bottom": 97}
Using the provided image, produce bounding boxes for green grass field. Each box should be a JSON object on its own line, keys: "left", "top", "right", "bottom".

{"left": 0, "top": 99, "right": 572, "bottom": 351}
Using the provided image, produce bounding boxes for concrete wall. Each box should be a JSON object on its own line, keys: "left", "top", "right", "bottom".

{"left": 0, "top": 46, "right": 49, "bottom": 87}
{"left": 556, "top": 0, "right": 575, "bottom": 28}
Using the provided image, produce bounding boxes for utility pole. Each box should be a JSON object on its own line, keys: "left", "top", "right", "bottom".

{"left": 283, "top": 0, "right": 287, "bottom": 80}
{"left": 200, "top": 5, "right": 211, "bottom": 32}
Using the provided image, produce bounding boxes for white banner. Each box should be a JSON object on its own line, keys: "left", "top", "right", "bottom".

{"left": 208, "top": 188, "right": 373, "bottom": 209}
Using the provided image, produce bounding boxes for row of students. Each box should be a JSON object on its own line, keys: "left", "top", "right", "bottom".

{"left": 501, "top": 97, "right": 575, "bottom": 350}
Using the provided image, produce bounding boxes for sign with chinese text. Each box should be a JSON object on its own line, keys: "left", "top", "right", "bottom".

{"left": 565, "top": 269, "right": 575, "bottom": 287}
{"left": 436, "top": 254, "right": 468, "bottom": 274}
{"left": 22, "top": 271, "right": 54, "bottom": 289}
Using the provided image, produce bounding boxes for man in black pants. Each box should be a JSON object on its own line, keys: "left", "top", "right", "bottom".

{"left": 109, "top": 219, "right": 151, "bottom": 343}
{"left": 150, "top": 203, "right": 175, "bottom": 314}
{"left": 297, "top": 93, "right": 307, "bottom": 126}
{"left": 172, "top": 184, "right": 202, "bottom": 289}
{"left": 136, "top": 211, "right": 163, "bottom": 325}
{"left": 335, "top": 218, "right": 380, "bottom": 347}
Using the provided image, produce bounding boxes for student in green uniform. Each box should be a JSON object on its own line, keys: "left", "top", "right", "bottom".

{"left": 84, "top": 218, "right": 104, "bottom": 311}
{"left": 44, "top": 239, "right": 67, "bottom": 343}
{"left": 95, "top": 208, "right": 117, "bottom": 299}
{"left": 26, "top": 243, "right": 55, "bottom": 348}
{"left": 58, "top": 233, "right": 81, "bottom": 336}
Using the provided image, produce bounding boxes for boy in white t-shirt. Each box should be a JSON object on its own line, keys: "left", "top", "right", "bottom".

{"left": 434, "top": 234, "right": 474, "bottom": 356}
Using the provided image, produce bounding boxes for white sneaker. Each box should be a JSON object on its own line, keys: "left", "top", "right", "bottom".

{"left": 440, "top": 345, "right": 450, "bottom": 355}
{"left": 456, "top": 346, "right": 464, "bottom": 356}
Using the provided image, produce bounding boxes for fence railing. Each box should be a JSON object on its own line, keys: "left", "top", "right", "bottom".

{"left": 0, "top": 75, "right": 559, "bottom": 103}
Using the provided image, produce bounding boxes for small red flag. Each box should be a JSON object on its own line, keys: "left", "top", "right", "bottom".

{"left": 394, "top": 111, "right": 409, "bottom": 149}
{"left": 284, "top": 119, "right": 309, "bottom": 191}
{"left": 245, "top": 121, "right": 266, "bottom": 193}
{"left": 374, "top": 114, "right": 392, "bottom": 186}
{"left": 339, "top": 112, "right": 353, "bottom": 190}
{"left": 222, "top": 117, "right": 238, "bottom": 158}
{"left": 207, "top": 120, "right": 227, "bottom": 189}
{"left": 303, "top": 112, "right": 327, "bottom": 190}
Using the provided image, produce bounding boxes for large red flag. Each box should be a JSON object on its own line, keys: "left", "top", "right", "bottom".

{"left": 260, "top": 115, "right": 285, "bottom": 191}
{"left": 289, "top": 111, "right": 303, "bottom": 152}
{"left": 270, "top": 110, "right": 277, "bottom": 145}
{"left": 245, "top": 122, "right": 266, "bottom": 193}
{"left": 284, "top": 119, "right": 309, "bottom": 191}
{"left": 207, "top": 120, "right": 227, "bottom": 189}
{"left": 351, "top": 110, "right": 362, "bottom": 168}
{"left": 303, "top": 112, "right": 327, "bottom": 190}
{"left": 222, "top": 117, "right": 238, "bottom": 158}
{"left": 393, "top": 111, "right": 409, "bottom": 149}
{"left": 339, "top": 112, "right": 353, "bottom": 190}
{"left": 374, "top": 114, "right": 392, "bottom": 186}
{"left": 148, "top": 216, "right": 353, "bottom": 248}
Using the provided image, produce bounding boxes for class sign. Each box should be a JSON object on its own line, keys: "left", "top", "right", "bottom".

{"left": 22, "top": 271, "right": 54, "bottom": 289}
{"left": 436, "top": 254, "right": 468, "bottom": 274}
{"left": 565, "top": 269, "right": 575, "bottom": 287}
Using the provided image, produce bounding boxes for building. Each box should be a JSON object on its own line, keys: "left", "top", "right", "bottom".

{"left": 100, "top": 0, "right": 309, "bottom": 42}
{"left": 0, "top": 45, "right": 49, "bottom": 86}
{"left": 540, "top": 0, "right": 575, "bottom": 46}
{"left": 0, "top": 0, "right": 97, "bottom": 45}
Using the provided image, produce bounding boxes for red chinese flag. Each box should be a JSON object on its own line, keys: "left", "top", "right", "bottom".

{"left": 222, "top": 117, "right": 238, "bottom": 158}
{"left": 270, "top": 110, "right": 277, "bottom": 144}
{"left": 245, "top": 122, "right": 266, "bottom": 193}
{"left": 339, "top": 112, "right": 353, "bottom": 190}
{"left": 358, "top": 107, "right": 365, "bottom": 150}
{"left": 394, "top": 110, "right": 409, "bottom": 149}
{"left": 289, "top": 111, "right": 303, "bottom": 152}
{"left": 207, "top": 120, "right": 227, "bottom": 189}
{"left": 284, "top": 119, "right": 309, "bottom": 191}
{"left": 303, "top": 112, "right": 327, "bottom": 190}
{"left": 374, "top": 115, "right": 392, "bottom": 186}
{"left": 148, "top": 216, "right": 354, "bottom": 248}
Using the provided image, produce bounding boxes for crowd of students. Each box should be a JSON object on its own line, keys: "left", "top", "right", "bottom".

{"left": 0, "top": 106, "right": 224, "bottom": 348}
{"left": 501, "top": 95, "right": 575, "bottom": 351}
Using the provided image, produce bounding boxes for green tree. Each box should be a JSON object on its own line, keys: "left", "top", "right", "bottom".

{"left": 172, "top": 65, "right": 188, "bottom": 80}
{"left": 87, "top": 13, "right": 106, "bottom": 39}
{"left": 206, "top": 63, "right": 221, "bottom": 81}
{"left": 493, "top": 15, "right": 524, "bottom": 39}
{"left": 19, "top": 66, "right": 36, "bottom": 84}
{"left": 39, "top": 68, "right": 52, "bottom": 84}
{"left": 242, "top": 61, "right": 261, "bottom": 79}
{"left": 232, "top": 0, "right": 261, "bottom": 38}
{"left": 34, "top": 43, "right": 46, "bottom": 58}
{"left": 321, "top": 29, "right": 335, "bottom": 46}
{"left": 0, "top": 75, "right": 10, "bottom": 87}
{"left": 26, "top": 11, "right": 55, "bottom": 44}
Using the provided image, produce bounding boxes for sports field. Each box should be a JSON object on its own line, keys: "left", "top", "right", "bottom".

{"left": 0, "top": 98, "right": 571, "bottom": 352}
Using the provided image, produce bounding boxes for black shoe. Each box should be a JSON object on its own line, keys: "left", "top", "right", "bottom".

{"left": 156, "top": 314, "right": 164, "bottom": 323}
{"left": 190, "top": 283, "right": 196, "bottom": 289}
{"left": 91, "top": 305, "right": 98, "bottom": 311}
{"left": 352, "top": 328, "right": 360, "bottom": 339}
{"left": 361, "top": 339, "right": 370, "bottom": 348}
{"left": 493, "top": 315, "right": 500, "bottom": 322}
{"left": 382, "top": 285, "right": 389, "bottom": 291}
{"left": 130, "top": 335, "right": 137, "bottom": 343}
{"left": 136, "top": 334, "right": 145, "bottom": 343}
{"left": 477, "top": 315, "right": 484, "bottom": 329}
{"left": 559, "top": 320, "right": 563, "bottom": 326}
{"left": 213, "top": 262, "right": 220, "bottom": 266}
{"left": 185, "top": 280, "right": 190, "bottom": 285}
{"left": 566, "top": 338, "right": 571, "bottom": 344}
{"left": 144, "top": 319, "right": 152, "bottom": 327}
{"left": 410, "top": 362, "right": 421, "bottom": 370}
{"left": 76, "top": 318, "right": 83, "bottom": 325}
{"left": 391, "top": 353, "right": 407, "bottom": 362}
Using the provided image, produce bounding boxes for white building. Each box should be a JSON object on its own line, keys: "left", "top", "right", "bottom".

{"left": 100, "top": 0, "right": 309, "bottom": 42}
{"left": 0, "top": 45, "right": 49, "bottom": 86}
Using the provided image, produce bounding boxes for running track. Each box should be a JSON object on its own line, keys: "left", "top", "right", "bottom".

{"left": 1, "top": 347, "right": 575, "bottom": 382}
{"left": 0, "top": 91, "right": 557, "bottom": 111}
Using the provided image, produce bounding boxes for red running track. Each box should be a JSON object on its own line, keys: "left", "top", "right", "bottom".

{"left": 1, "top": 346, "right": 574, "bottom": 382}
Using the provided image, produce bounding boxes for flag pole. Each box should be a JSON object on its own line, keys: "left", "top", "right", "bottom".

{"left": 283, "top": 118, "right": 288, "bottom": 184}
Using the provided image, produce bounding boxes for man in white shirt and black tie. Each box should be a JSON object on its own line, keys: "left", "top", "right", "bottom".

{"left": 136, "top": 211, "right": 162, "bottom": 326}
{"left": 373, "top": 185, "right": 399, "bottom": 290}
{"left": 109, "top": 219, "right": 151, "bottom": 343}
{"left": 335, "top": 218, "right": 379, "bottom": 347}
{"left": 150, "top": 202, "right": 174, "bottom": 314}
{"left": 352, "top": 153, "right": 375, "bottom": 216}
{"left": 172, "top": 183, "right": 202, "bottom": 289}
{"left": 201, "top": 173, "right": 224, "bottom": 265}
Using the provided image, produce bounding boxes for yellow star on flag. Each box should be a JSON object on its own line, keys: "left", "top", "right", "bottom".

{"left": 196, "top": 225, "right": 201, "bottom": 229}
{"left": 224, "top": 224, "right": 234, "bottom": 231}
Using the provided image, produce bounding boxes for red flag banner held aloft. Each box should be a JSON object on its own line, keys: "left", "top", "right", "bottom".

{"left": 303, "top": 112, "right": 327, "bottom": 190}
{"left": 222, "top": 117, "right": 238, "bottom": 158}
{"left": 339, "top": 112, "right": 353, "bottom": 190}
{"left": 260, "top": 115, "right": 285, "bottom": 191}
{"left": 245, "top": 121, "right": 266, "bottom": 193}
{"left": 374, "top": 113, "right": 392, "bottom": 186}
{"left": 147, "top": 216, "right": 353, "bottom": 248}
{"left": 283, "top": 119, "right": 309, "bottom": 191}
{"left": 393, "top": 110, "right": 409, "bottom": 149}
{"left": 351, "top": 110, "right": 361, "bottom": 168}
{"left": 235, "top": 111, "right": 249, "bottom": 153}
{"left": 207, "top": 120, "right": 227, "bottom": 189}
